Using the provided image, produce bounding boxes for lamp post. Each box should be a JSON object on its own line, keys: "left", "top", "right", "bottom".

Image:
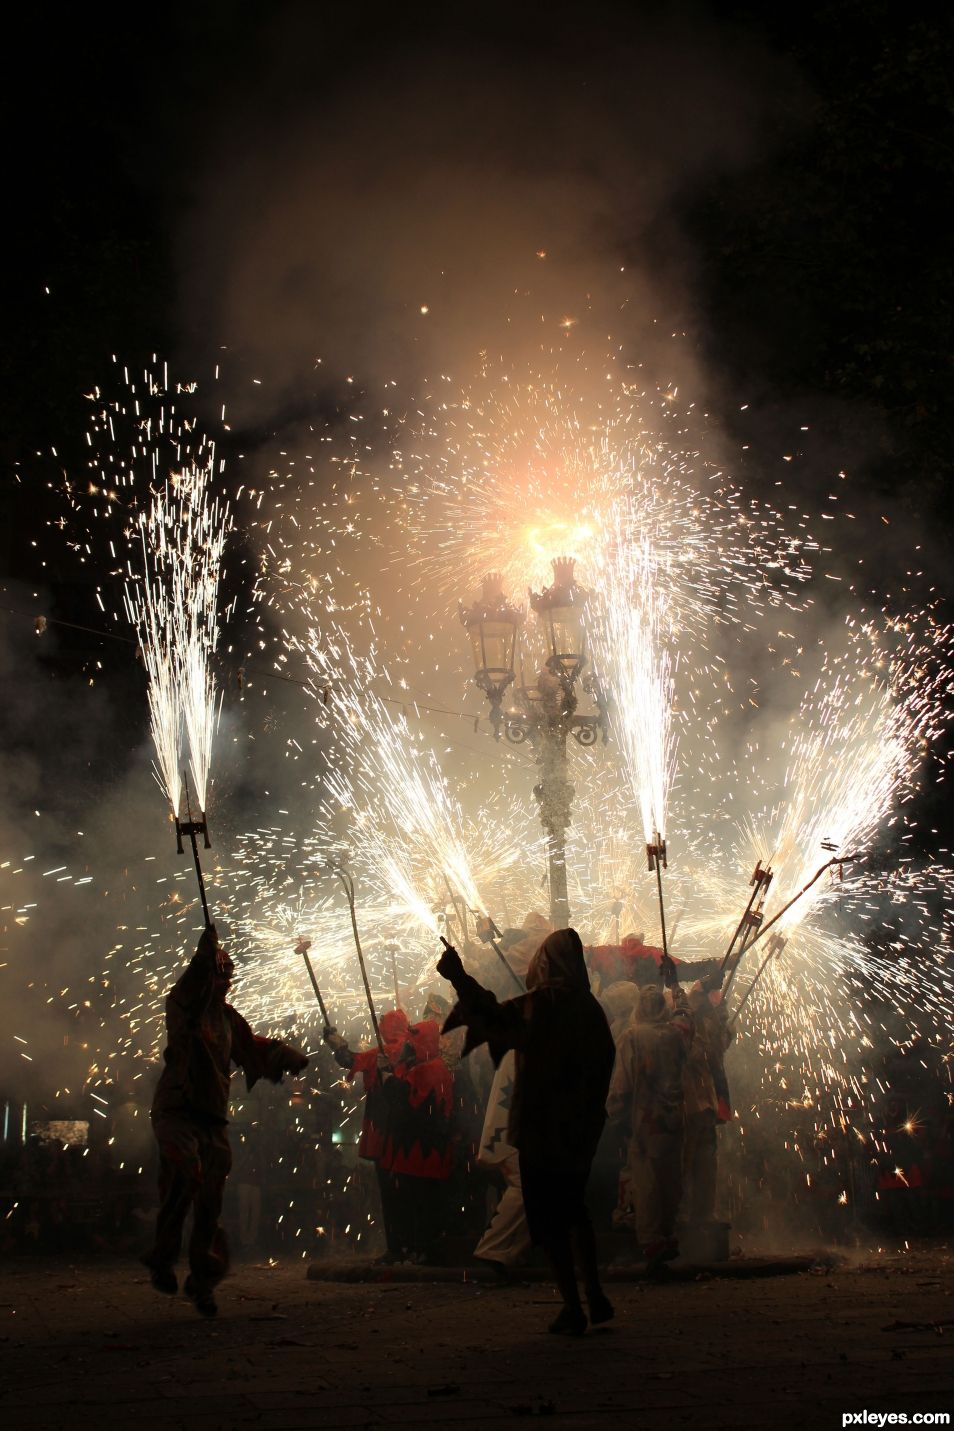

{"left": 460, "top": 557, "right": 607, "bottom": 929}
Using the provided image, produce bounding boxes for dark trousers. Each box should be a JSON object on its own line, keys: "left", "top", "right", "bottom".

{"left": 376, "top": 1166, "right": 445, "bottom": 1260}
{"left": 148, "top": 1113, "right": 231, "bottom": 1292}
{"left": 519, "top": 1154, "right": 604, "bottom": 1311}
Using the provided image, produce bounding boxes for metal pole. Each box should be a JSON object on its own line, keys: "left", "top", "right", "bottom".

{"left": 466, "top": 904, "right": 526, "bottom": 995}
{"left": 729, "top": 934, "right": 786, "bottom": 1030}
{"left": 440, "top": 872, "right": 468, "bottom": 947}
{"left": 298, "top": 942, "right": 330, "bottom": 1025}
{"left": 729, "top": 854, "right": 857, "bottom": 963}
{"left": 723, "top": 903, "right": 765, "bottom": 996}
{"left": 535, "top": 725, "right": 572, "bottom": 928}
{"left": 332, "top": 867, "right": 384, "bottom": 1053}
{"left": 181, "top": 770, "right": 212, "bottom": 929}
{"left": 720, "top": 862, "right": 772, "bottom": 973}
{"left": 647, "top": 832, "right": 668, "bottom": 961}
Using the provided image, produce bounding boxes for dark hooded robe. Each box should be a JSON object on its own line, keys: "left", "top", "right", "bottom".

{"left": 443, "top": 928, "right": 615, "bottom": 1171}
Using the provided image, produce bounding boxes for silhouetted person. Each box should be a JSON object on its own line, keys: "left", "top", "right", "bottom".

{"left": 607, "top": 980, "right": 692, "bottom": 1269}
{"left": 438, "top": 928, "right": 616, "bottom": 1335}
{"left": 144, "top": 926, "right": 308, "bottom": 1315}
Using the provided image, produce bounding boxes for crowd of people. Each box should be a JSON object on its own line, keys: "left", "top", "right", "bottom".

{"left": 2, "top": 913, "right": 952, "bottom": 1333}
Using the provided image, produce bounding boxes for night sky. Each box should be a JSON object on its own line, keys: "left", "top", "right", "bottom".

{"left": 2, "top": 0, "right": 953, "bottom": 833}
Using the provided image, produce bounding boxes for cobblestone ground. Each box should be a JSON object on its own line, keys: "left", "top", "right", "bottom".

{"left": 1, "top": 1250, "right": 953, "bottom": 1430}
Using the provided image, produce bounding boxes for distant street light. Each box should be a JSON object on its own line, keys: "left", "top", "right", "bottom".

{"left": 460, "top": 556, "right": 608, "bottom": 927}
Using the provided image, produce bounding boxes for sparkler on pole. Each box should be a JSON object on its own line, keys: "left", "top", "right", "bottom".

{"left": 295, "top": 937, "right": 330, "bottom": 1026}
{"left": 327, "top": 863, "right": 384, "bottom": 1053}
{"left": 646, "top": 829, "right": 669, "bottom": 961}
{"left": 474, "top": 912, "right": 525, "bottom": 992}
{"left": 720, "top": 861, "right": 773, "bottom": 975}
{"left": 175, "top": 769, "right": 213, "bottom": 929}
{"left": 725, "top": 853, "right": 859, "bottom": 969}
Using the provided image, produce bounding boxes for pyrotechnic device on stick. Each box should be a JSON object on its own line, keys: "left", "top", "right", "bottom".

{"left": 727, "top": 850, "right": 861, "bottom": 1007}
{"left": 325, "top": 861, "right": 384, "bottom": 1054}
{"left": 296, "top": 937, "right": 330, "bottom": 1026}
{"left": 473, "top": 911, "right": 524, "bottom": 992}
{"left": 721, "top": 860, "right": 773, "bottom": 975}
{"left": 646, "top": 830, "right": 670, "bottom": 960}
{"left": 175, "top": 769, "right": 213, "bottom": 929}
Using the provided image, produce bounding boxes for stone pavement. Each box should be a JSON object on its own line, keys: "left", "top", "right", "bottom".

{"left": 1, "top": 1249, "right": 953, "bottom": 1430}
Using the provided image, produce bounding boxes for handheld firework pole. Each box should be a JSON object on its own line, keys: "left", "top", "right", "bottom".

{"left": 720, "top": 860, "right": 773, "bottom": 980}
{"left": 609, "top": 896, "right": 624, "bottom": 948}
{"left": 646, "top": 829, "right": 669, "bottom": 960}
{"left": 295, "top": 937, "right": 330, "bottom": 1027}
{"left": 473, "top": 910, "right": 525, "bottom": 992}
{"left": 327, "top": 862, "right": 384, "bottom": 1053}
{"left": 722, "top": 850, "right": 859, "bottom": 1001}
{"left": 440, "top": 872, "right": 470, "bottom": 947}
{"left": 729, "top": 931, "right": 788, "bottom": 1030}
{"left": 175, "top": 769, "right": 213, "bottom": 929}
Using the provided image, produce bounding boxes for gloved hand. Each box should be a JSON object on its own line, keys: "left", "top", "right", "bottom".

{"left": 659, "top": 952, "right": 679, "bottom": 990}
{"left": 198, "top": 924, "right": 219, "bottom": 958}
{"left": 437, "top": 942, "right": 465, "bottom": 983}
{"left": 702, "top": 967, "right": 725, "bottom": 994}
{"left": 322, "top": 1025, "right": 337, "bottom": 1042}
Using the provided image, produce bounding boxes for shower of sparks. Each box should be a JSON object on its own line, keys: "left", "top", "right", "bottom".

{"left": 287, "top": 611, "right": 529, "bottom": 984}
{"left": 394, "top": 359, "right": 813, "bottom": 632}
{"left": 589, "top": 501, "right": 679, "bottom": 843}
{"left": 60, "top": 359, "right": 233, "bottom": 817}
{"left": 123, "top": 463, "right": 230, "bottom": 813}
{"left": 16, "top": 332, "right": 954, "bottom": 1247}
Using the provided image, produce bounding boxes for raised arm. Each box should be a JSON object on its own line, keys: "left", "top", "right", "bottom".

{"left": 436, "top": 943, "right": 529, "bottom": 1060}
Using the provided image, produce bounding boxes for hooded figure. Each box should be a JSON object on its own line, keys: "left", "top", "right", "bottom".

{"left": 600, "top": 980, "right": 643, "bottom": 1042}
{"left": 324, "top": 1008, "right": 412, "bottom": 1262}
{"left": 681, "top": 984, "right": 734, "bottom": 1224}
{"left": 145, "top": 927, "right": 308, "bottom": 1315}
{"left": 384, "top": 1019, "right": 456, "bottom": 1262}
{"left": 389, "top": 1019, "right": 454, "bottom": 1178}
{"left": 607, "top": 982, "right": 693, "bottom": 1268}
{"left": 438, "top": 929, "right": 616, "bottom": 1336}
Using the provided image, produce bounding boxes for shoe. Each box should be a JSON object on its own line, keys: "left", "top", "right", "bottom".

{"left": 588, "top": 1292, "right": 615, "bottom": 1325}
{"left": 183, "top": 1274, "right": 218, "bottom": 1318}
{"left": 548, "top": 1305, "right": 587, "bottom": 1337}
{"left": 140, "top": 1254, "right": 177, "bottom": 1295}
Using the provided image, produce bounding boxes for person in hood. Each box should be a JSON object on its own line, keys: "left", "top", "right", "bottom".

{"left": 324, "top": 1008, "right": 410, "bottom": 1262}
{"left": 681, "top": 983, "right": 734, "bottom": 1226}
{"left": 437, "top": 928, "right": 616, "bottom": 1336}
{"left": 607, "top": 975, "right": 693, "bottom": 1270}
{"left": 387, "top": 1018, "right": 455, "bottom": 1262}
{"left": 145, "top": 926, "right": 309, "bottom": 1316}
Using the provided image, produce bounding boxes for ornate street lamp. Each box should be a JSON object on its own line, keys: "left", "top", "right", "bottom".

{"left": 458, "top": 572, "right": 523, "bottom": 739}
{"left": 460, "top": 556, "right": 608, "bottom": 929}
{"left": 530, "top": 555, "right": 588, "bottom": 685}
